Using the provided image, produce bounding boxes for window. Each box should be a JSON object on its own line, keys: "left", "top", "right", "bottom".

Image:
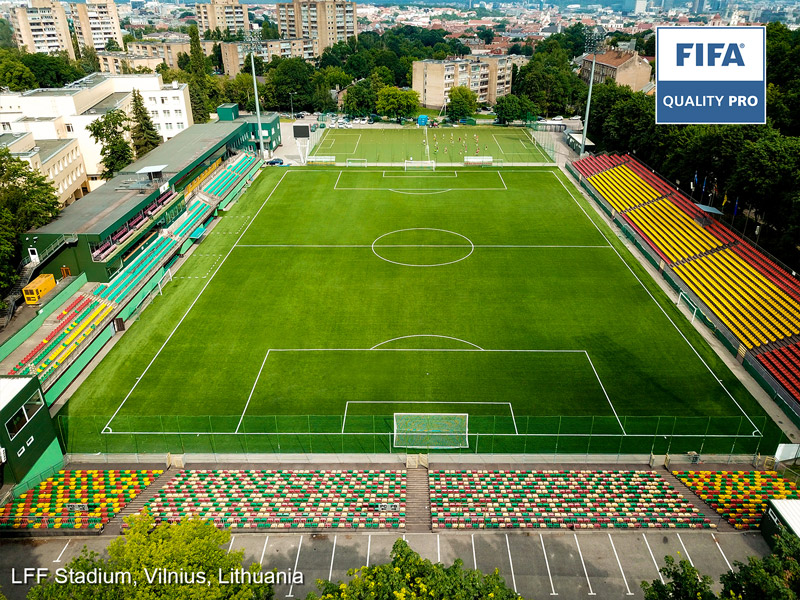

{"left": 160, "top": 96, "right": 167, "bottom": 104}
{"left": 150, "top": 110, "right": 158, "bottom": 117}
{"left": 155, "top": 123, "right": 161, "bottom": 130}
{"left": 149, "top": 96, "right": 156, "bottom": 103}
{"left": 166, "top": 123, "right": 173, "bottom": 130}
{"left": 5, "top": 390, "right": 43, "bottom": 441}
{"left": 163, "top": 109, "right": 170, "bottom": 116}
{"left": 173, "top": 96, "right": 179, "bottom": 102}
{"left": 177, "top": 122, "right": 184, "bottom": 130}
{"left": 175, "top": 109, "right": 182, "bottom": 116}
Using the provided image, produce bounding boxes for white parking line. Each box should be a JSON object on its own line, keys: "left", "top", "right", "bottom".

{"left": 328, "top": 535, "right": 337, "bottom": 581}
{"left": 366, "top": 535, "right": 371, "bottom": 567}
{"left": 259, "top": 536, "right": 270, "bottom": 565}
{"left": 642, "top": 534, "right": 664, "bottom": 584}
{"left": 505, "top": 534, "right": 518, "bottom": 594}
{"left": 471, "top": 534, "right": 477, "bottom": 570}
{"left": 437, "top": 534, "right": 441, "bottom": 563}
{"left": 53, "top": 540, "right": 71, "bottom": 563}
{"left": 540, "top": 534, "right": 558, "bottom": 596}
{"left": 608, "top": 534, "right": 634, "bottom": 596}
{"left": 227, "top": 536, "right": 236, "bottom": 554}
{"left": 573, "top": 534, "right": 596, "bottom": 596}
{"left": 287, "top": 535, "right": 303, "bottom": 598}
{"left": 676, "top": 534, "right": 694, "bottom": 567}
{"left": 712, "top": 534, "right": 732, "bottom": 570}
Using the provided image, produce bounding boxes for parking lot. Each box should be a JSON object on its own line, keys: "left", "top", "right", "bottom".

{"left": 0, "top": 529, "right": 768, "bottom": 599}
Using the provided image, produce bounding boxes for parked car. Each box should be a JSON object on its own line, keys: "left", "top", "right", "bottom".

{"left": 367, "top": 118, "right": 374, "bottom": 124}
{"left": 552, "top": 116, "right": 564, "bottom": 121}
{"left": 266, "top": 158, "right": 284, "bottom": 166}
{"left": 570, "top": 115, "right": 582, "bottom": 120}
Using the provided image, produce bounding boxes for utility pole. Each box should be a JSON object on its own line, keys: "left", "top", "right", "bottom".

{"left": 580, "top": 27, "right": 603, "bottom": 157}
{"left": 244, "top": 33, "right": 266, "bottom": 160}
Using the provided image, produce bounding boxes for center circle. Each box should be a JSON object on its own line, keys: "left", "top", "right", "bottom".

{"left": 371, "top": 228, "right": 474, "bottom": 267}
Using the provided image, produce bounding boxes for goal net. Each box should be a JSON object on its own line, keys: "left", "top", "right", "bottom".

{"left": 346, "top": 158, "right": 368, "bottom": 167}
{"left": 393, "top": 413, "right": 469, "bottom": 449}
{"left": 404, "top": 160, "right": 436, "bottom": 171}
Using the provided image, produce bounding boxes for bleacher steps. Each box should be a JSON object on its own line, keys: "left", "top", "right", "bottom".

{"left": 660, "top": 469, "right": 733, "bottom": 530}
{"left": 405, "top": 467, "right": 431, "bottom": 533}
{"left": 102, "top": 467, "right": 178, "bottom": 536}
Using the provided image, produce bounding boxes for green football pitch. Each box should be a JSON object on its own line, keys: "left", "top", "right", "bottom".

{"left": 58, "top": 166, "right": 781, "bottom": 455}
{"left": 309, "top": 127, "right": 552, "bottom": 164}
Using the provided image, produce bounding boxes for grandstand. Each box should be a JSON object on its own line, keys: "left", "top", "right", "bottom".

{"left": 430, "top": 469, "right": 712, "bottom": 529}
{"left": 674, "top": 470, "right": 800, "bottom": 530}
{"left": 0, "top": 469, "right": 162, "bottom": 530}
{"left": 572, "top": 153, "right": 800, "bottom": 409}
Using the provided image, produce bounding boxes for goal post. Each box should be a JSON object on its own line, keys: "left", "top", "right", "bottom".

{"left": 464, "top": 156, "right": 493, "bottom": 166}
{"left": 346, "top": 158, "right": 368, "bottom": 167}
{"left": 393, "top": 413, "right": 469, "bottom": 449}
{"left": 404, "top": 160, "right": 436, "bottom": 171}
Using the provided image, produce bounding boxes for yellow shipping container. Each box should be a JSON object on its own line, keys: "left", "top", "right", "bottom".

{"left": 23, "top": 274, "right": 56, "bottom": 305}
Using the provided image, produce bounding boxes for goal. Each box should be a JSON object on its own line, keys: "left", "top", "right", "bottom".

{"left": 307, "top": 155, "right": 336, "bottom": 165}
{"left": 393, "top": 413, "right": 469, "bottom": 449}
{"left": 346, "top": 158, "right": 368, "bottom": 167}
{"left": 464, "top": 156, "right": 493, "bottom": 166}
{"left": 404, "top": 160, "right": 436, "bottom": 171}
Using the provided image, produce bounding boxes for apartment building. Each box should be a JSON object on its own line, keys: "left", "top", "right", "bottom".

{"left": 0, "top": 73, "right": 193, "bottom": 188}
{"left": 579, "top": 50, "right": 652, "bottom": 92}
{"left": 196, "top": 0, "right": 249, "bottom": 35}
{"left": 220, "top": 38, "right": 320, "bottom": 75}
{"left": 275, "top": 0, "right": 356, "bottom": 51}
{"left": 11, "top": 0, "right": 74, "bottom": 59}
{"left": 0, "top": 132, "right": 88, "bottom": 206}
{"left": 412, "top": 57, "right": 514, "bottom": 109}
{"left": 98, "top": 52, "right": 166, "bottom": 75}
{"left": 71, "top": 0, "right": 124, "bottom": 52}
{"left": 126, "top": 39, "right": 216, "bottom": 70}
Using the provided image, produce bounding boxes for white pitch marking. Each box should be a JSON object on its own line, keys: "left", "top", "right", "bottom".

{"left": 259, "top": 536, "right": 270, "bottom": 565}
{"left": 553, "top": 170, "right": 760, "bottom": 434}
{"left": 540, "top": 534, "right": 558, "bottom": 596}
{"left": 328, "top": 535, "right": 337, "bottom": 581}
{"left": 287, "top": 535, "right": 303, "bottom": 597}
{"left": 712, "top": 534, "right": 732, "bottom": 570}
{"left": 643, "top": 534, "right": 664, "bottom": 584}
{"left": 505, "top": 534, "right": 518, "bottom": 594}
{"left": 102, "top": 170, "right": 290, "bottom": 434}
{"left": 53, "top": 540, "right": 71, "bottom": 563}
{"left": 235, "top": 244, "right": 611, "bottom": 249}
{"left": 235, "top": 349, "right": 270, "bottom": 433}
{"left": 334, "top": 170, "right": 343, "bottom": 189}
{"left": 573, "top": 534, "right": 596, "bottom": 596}
{"left": 608, "top": 534, "right": 634, "bottom": 596}
{"left": 497, "top": 171, "right": 508, "bottom": 190}
{"left": 584, "top": 351, "right": 625, "bottom": 434}
{"left": 370, "top": 334, "right": 484, "bottom": 351}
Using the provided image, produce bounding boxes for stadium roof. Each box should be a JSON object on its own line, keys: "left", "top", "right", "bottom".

{"left": 695, "top": 203, "right": 723, "bottom": 215}
{"left": 32, "top": 120, "right": 247, "bottom": 237}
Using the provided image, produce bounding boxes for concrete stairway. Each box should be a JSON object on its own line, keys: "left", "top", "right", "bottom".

{"left": 101, "top": 467, "right": 178, "bottom": 536}
{"left": 405, "top": 467, "right": 431, "bottom": 533}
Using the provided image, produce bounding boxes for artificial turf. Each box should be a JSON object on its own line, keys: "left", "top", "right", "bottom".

{"left": 309, "top": 127, "right": 552, "bottom": 164}
{"left": 57, "top": 166, "right": 782, "bottom": 455}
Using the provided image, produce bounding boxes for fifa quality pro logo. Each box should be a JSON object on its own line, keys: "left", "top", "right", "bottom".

{"left": 656, "top": 27, "right": 766, "bottom": 124}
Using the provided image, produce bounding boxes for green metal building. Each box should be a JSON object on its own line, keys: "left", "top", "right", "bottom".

{"left": 21, "top": 109, "right": 280, "bottom": 284}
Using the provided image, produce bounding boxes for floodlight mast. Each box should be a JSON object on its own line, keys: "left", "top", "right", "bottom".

{"left": 245, "top": 33, "right": 267, "bottom": 160}
{"left": 580, "top": 28, "right": 603, "bottom": 157}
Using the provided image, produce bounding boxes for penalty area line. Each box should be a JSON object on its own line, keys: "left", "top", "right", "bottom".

{"left": 235, "top": 349, "right": 271, "bottom": 433}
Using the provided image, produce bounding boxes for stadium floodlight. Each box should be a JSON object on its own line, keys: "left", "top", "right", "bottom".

{"left": 243, "top": 33, "right": 267, "bottom": 160}
{"left": 581, "top": 27, "right": 605, "bottom": 157}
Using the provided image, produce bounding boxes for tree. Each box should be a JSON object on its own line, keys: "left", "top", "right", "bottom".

{"left": 308, "top": 539, "right": 518, "bottom": 600}
{"left": 0, "top": 148, "right": 60, "bottom": 306}
{"left": 211, "top": 42, "right": 223, "bottom": 72}
{"left": 270, "top": 57, "right": 315, "bottom": 111}
{"left": 189, "top": 79, "right": 210, "bottom": 124}
{"left": 105, "top": 38, "right": 121, "bottom": 52}
{"left": 0, "top": 18, "right": 15, "bottom": 49}
{"left": 187, "top": 25, "right": 210, "bottom": 123}
{"left": 342, "top": 80, "right": 376, "bottom": 116}
{"left": 87, "top": 109, "right": 133, "bottom": 180}
{"left": 260, "top": 19, "right": 280, "bottom": 40}
{"left": 130, "top": 89, "right": 161, "bottom": 158}
{"left": 241, "top": 53, "right": 265, "bottom": 76}
{"left": 641, "top": 555, "right": 717, "bottom": 600}
{"left": 375, "top": 86, "right": 419, "bottom": 118}
{"left": 79, "top": 46, "right": 100, "bottom": 74}
{"left": 0, "top": 56, "right": 37, "bottom": 91}
{"left": 721, "top": 532, "right": 800, "bottom": 599}
{"left": 27, "top": 512, "right": 273, "bottom": 599}
{"left": 188, "top": 25, "right": 210, "bottom": 77}
{"left": 477, "top": 26, "right": 495, "bottom": 44}
{"left": 177, "top": 51, "right": 190, "bottom": 72}
{"left": 446, "top": 85, "right": 477, "bottom": 120}
{"left": 122, "top": 33, "right": 136, "bottom": 51}
{"left": 494, "top": 94, "right": 522, "bottom": 124}
{"left": 18, "top": 52, "right": 84, "bottom": 87}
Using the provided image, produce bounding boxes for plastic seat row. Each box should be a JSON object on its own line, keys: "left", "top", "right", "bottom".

{"left": 0, "top": 470, "right": 162, "bottom": 530}
{"left": 674, "top": 470, "right": 799, "bottom": 530}
{"left": 145, "top": 469, "right": 406, "bottom": 530}
{"left": 429, "top": 470, "right": 711, "bottom": 530}
{"left": 202, "top": 155, "right": 255, "bottom": 198}
{"left": 758, "top": 344, "right": 800, "bottom": 399}
{"left": 94, "top": 236, "right": 177, "bottom": 304}
{"left": 572, "top": 154, "right": 626, "bottom": 178}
